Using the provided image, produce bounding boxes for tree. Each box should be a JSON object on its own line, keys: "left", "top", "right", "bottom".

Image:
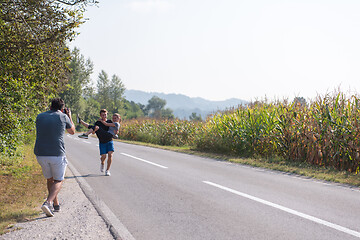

{"left": 96, "top": 70, "right": 111, "bottom": 110}
{"left": 161, "top": 108, "right": 174, "bottom": 119}
{"left": 59, "top": 47, "right": 93, "bottom": 114}
{"left": 146, "top": 96, "right": 174, "bottom": 119}
{"left": 146, "top": 96, "right": 166, "bottom": 118}
{"left": 189, "top": 112, "right": 202, "bottom": 121}
{"left": 81, "top": 97, "right": 100, "bottom": 129}
{"left": 109, "top": 74, "right": 125, "bottom": 114}
{"left": 123, "top": 100, "right": 145, "bottom": 119}
{"left": 0, "top": 0, "right": 93, "bottom": 155}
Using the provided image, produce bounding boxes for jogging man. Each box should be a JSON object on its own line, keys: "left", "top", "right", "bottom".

{"left": 34, "top": 98, "right": 75, "bottom": 217}
{"left": 78, "top": 109, "right": 115, "bottom": 176}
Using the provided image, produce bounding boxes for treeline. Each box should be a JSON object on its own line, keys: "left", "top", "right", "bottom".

{"left": 0, "top": 0, "right": 98, "bottom": 156}
{"left": 0, "top": 0, "right": 176, "bottom": 157}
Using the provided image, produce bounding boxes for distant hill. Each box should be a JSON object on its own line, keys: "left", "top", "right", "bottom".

{"left": 124, "top": 89, "right": 248, "bottom": 119}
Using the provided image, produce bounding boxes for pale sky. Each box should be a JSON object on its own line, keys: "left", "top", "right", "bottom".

{"left": 69, "top": 0, "right": 360, "bottom": 101}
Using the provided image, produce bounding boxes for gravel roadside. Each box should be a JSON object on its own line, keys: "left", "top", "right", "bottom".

{"left": 1, "top": 164, "right": 115, "bottom": 240}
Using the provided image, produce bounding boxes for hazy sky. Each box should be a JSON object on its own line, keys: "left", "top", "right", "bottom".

{"left": 69, "top": 0, "right": 360, "bottom": 101}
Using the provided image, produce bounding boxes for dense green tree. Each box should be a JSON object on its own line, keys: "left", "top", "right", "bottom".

{"left": 139, "top": 103, "right": 148, "bottom": 116}
{"left": 146, "top": 96, "right": 166, "bottom": 118}
{"left": 80, "top": 97, "right": 100, "bottom": 128}
{"left": 96, "top": 70, "right": 111, "bottom": 110}
{"left": 161, "top": 108, "right": 174, "bottom": 119}
{"left": 146, "top": 96, "right": 174, "bottom": 119}
{"left": 189, "top": 112, "right": 202, "bottom": 121}
{"left": 59, "top": 47, "right": 94, "bottom": 114}
{"left": 123, "top": 100, "right": 145, "bottom": 119}
{"left": 0, "top": 0, "right": 93, "bottom": 155}
{"left": 109, "top": 74, "right": 125, "bottom": 114}
{"left": 94, "top": 71, "right": 127, "bottom": 117}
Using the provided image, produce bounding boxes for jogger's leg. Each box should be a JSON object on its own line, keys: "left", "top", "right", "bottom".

{"left": 100, "top": 154, "right": 106, "bottom": 165}
{"left": 106, "top": 151, "right": 113, "bottom": 171}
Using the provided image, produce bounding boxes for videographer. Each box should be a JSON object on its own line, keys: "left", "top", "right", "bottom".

{"left": 34, "top": 98, "right": 75, "bottom": 217}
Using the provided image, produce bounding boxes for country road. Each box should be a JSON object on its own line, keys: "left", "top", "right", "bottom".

{"left": 65, "top": 134, "right": 360, "bottom": 240}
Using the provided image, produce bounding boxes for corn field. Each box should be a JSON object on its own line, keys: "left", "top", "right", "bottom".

{"left": 119, "top": 118, "right": 201, "bottom": 147}
{"left": 119, "top": 92, "right": 360, "bottom": 173}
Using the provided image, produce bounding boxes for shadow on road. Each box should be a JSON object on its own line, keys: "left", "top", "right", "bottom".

{"left": 65, "top": 173, "right": 102, "bottom": 179}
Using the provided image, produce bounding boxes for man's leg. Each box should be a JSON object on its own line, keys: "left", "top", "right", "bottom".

{"left": 100, "top": 154, "right": 106, "bottom": 172}
{"left": 46, "top": 178, "right": 63, "bottom": 204}
{"left": 106, "top": 151, "right": 114, "bottom": 171}
{"left": 105, "top": 141, "right": 114, "bottom": 176}
{"left": 42, "top": 178, "right": 62, "bottom": 217}
{"left": 47, "top": 178, "right": 60, "bottom": 206}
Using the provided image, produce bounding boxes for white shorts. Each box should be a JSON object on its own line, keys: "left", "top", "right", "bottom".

{"left": 36, "top": 156, "right": 68, "bottom": 181}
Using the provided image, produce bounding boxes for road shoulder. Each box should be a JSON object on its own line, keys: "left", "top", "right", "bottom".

{"left": 1, "top": 163, "right": 114, "bottom": 240}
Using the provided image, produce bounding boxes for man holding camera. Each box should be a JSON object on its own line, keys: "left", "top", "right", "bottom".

{"left": 34, "top": 98, "right": 75, "bottom": 217}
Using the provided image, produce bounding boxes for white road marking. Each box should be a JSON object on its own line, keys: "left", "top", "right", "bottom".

{"left": 203, "top": 181, "right": 360, "bottom": 238}
{"left": 121, "top": 153, "right": 168, "bottom": 169}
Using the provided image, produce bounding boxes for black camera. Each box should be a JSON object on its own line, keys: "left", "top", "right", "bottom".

{"left": 62, "top": 108, "right": 68, "bottom": 114}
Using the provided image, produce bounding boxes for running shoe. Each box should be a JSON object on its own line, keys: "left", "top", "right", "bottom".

{"left": 78, "top": 133, "right": 88, "bottom": 139}
{"left": 105, "top": 170, "right": 111, "bottom": 176}
{"left": 41, "top": 201, "right": 54, "bottom": 217}
{"left": 53, "top": 204, "right": 60, "bottom": 212}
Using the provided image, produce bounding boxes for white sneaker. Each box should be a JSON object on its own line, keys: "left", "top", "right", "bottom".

{"left": 41, "top": 201, "right": 54, "bottom": 217}
{"left": 100, "top": 164, "right": 105, "bottom": 172}
{"left": 105, "top": 170, "right": 111, "bottom": 176}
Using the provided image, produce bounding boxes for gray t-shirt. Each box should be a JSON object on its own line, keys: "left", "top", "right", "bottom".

{"left": 108, "top": 122, "right": 120, "bottom": 136}
{"left": 34, "top": 110, "right": 72, "bottom": 156}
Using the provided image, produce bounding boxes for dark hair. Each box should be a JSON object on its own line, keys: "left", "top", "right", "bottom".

{"left": 100, "top": 109, "right": 108, "bottom": 115}
{"left": 50, "top": 98, "right": 65, "bottom": 111}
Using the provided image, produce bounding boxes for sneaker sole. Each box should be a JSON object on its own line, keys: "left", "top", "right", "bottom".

{"left": 41, "top": 205, "right": 54, "bottom": 217}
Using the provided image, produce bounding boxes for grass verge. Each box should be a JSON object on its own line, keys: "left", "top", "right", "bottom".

{"left": 119, "top": 139, "right": 360, "bottom": 187}
{"left": 0, "top": 144, "right": 47, "bottom": 235}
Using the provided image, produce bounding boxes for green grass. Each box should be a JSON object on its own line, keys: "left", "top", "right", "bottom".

{"left": 0, "top": 144, "right": 47, "bottom": 235}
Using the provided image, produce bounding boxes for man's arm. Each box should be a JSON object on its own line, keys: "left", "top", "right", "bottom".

{"left": 65, "top": 109, "right": 75, "bottom": 135}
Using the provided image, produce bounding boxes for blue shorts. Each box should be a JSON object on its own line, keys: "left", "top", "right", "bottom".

{"left": 99, "top": 141, "right": 114, "bottom": 155}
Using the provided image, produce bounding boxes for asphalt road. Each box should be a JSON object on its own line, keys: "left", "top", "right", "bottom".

{"left": 65, "top": 134, "right": 360, "bottom": 240}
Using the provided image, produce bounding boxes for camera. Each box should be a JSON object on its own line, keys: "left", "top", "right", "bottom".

{"left": 62, "top": 108, "right": 68, "bottom": 114}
